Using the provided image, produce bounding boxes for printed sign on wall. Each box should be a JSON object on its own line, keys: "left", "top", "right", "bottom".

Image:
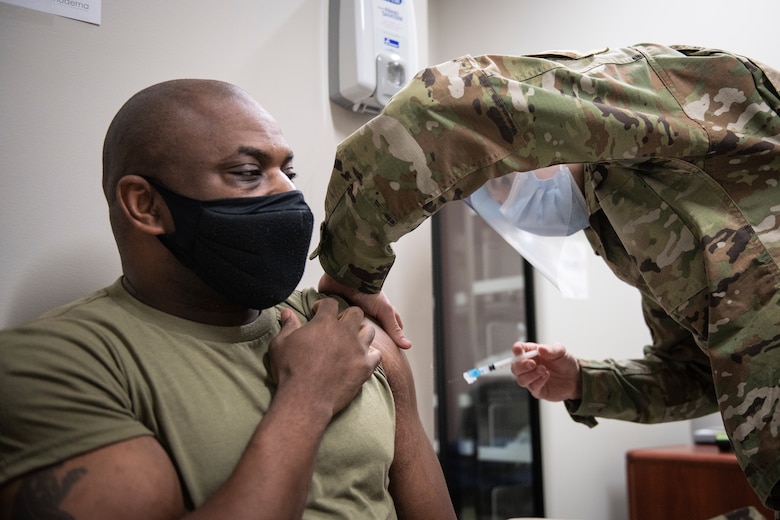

{"left": 2, "top": 0, "right": 101, "bottom": 25}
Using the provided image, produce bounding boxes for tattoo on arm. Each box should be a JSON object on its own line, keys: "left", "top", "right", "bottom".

{"left": 12, "top": 465, "right": 87, "bottom": 520}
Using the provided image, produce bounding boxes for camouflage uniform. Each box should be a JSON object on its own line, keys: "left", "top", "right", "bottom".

{"left": 313, "top": 44, "right": 780, "bottom": 508}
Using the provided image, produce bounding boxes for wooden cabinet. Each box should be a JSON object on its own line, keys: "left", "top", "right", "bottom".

{"left": 626, "top": 445, "right": 773, "bottom": 519}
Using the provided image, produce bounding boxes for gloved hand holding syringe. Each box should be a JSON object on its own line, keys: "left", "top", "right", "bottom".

{"left": 463, "top": 349, "right": 539, "bottom": 384}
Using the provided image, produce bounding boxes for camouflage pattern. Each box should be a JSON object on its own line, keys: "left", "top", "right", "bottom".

{"left": 707, "top": 506, "right": 770, "bottom": 520}
{"left": 313, "top": 44, "right": 780, "bottom": 507}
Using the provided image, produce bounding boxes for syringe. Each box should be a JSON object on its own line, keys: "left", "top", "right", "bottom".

{"left": 462, "top": 350, "right": 539, "bottom": 385}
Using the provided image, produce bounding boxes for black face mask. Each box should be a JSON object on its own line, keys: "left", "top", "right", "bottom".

{"left": 146, "top": 178, "right": 314, "bottom": 310}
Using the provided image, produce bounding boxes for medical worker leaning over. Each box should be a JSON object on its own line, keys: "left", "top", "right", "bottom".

{"left": 311, "top": 43, "right": 780, "bottom": 514}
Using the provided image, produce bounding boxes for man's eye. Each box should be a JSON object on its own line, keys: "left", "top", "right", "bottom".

{"left": 230, "top": 168, "right": 262, "bottom": 176}
{"left": 228, "top": 167, "right": 297, "bottom": 180}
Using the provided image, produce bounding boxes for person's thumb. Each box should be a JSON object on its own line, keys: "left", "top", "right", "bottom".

{"left": 378, "top": 311, "right": 411, "bottom": 349}
{"left": 275, "top": 308, "right": 302, "bottom": 340}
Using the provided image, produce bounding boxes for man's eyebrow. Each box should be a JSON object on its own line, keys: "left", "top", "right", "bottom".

{"left": 236, "top": 146, "right": 294, "bottom": 164}
{"left": 236, "top": 145, "right": 269, "bottom": 160}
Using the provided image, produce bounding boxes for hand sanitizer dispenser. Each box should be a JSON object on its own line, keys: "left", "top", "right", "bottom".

{"left": 329, "top": 0, "right": 418, "bottom": 114}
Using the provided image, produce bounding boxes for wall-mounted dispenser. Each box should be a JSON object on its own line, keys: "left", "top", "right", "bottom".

{"left": 329, "top": 0, "right": 418, "bottom": 114}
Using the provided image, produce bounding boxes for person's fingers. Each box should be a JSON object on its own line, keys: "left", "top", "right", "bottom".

{"left": 317, "top": 273, "right": 412, "bottom": 349}
{"left": 366, "top": 346, "right": 382, "bottom": 370}
{"left": 310, "top": 296, "right": 339, "bottom": 318}
{"left": 274, "top": 308, "right": 302, "bottom": 341}
{"left": 525, "top": 370, "right": 551, "bottom": 399}
{"left": 357, "top": 319, "right": 377, "bottom": 349}
{"left": 336, "top": 304, "right": 365, "bottom": 324}
{"left": 375, "top": 308, "right": 411, "bottom": 349}
{"left": 514, "top": 364, "right": 545, "bottom": 386}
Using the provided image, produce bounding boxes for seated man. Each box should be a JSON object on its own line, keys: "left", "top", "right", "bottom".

{"left": 0, "top": 79, "right": 455, "bottom": 519}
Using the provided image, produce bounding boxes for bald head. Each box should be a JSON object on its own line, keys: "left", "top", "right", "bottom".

{"left": 101, "top": 78, "right": 301, "bottom": 322}
{"left": 102, "top": 79, "right": 259, "bottom": 205}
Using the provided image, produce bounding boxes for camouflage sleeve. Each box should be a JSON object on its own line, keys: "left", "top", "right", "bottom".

{"left": 314, "top": 44, "right": 710, "bottom": 292}
{"left": 568, "top": 292, "right": 718, "bottom": 425}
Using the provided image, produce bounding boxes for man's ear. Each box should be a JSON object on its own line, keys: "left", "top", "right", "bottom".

{"left": 116, "top": 175, "right": 173, "bottom": 235}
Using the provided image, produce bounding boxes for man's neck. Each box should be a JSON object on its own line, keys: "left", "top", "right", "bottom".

{"left": 121, "top": 276, "right": 261, "bottom": 326}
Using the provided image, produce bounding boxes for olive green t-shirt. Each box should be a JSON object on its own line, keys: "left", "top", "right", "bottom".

{"left": 0, "top": 279, "right": 397, "bottom": 518}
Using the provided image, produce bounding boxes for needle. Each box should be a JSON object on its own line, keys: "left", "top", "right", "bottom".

{"left": 462, "top": 350, "right": 539, "bottom": 384}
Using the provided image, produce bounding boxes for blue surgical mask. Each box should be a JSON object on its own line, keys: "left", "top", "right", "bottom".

{"left": 498, "top": 165, "right": 588, "bottom": 237}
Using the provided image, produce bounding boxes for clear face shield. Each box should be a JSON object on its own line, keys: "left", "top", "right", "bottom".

{"left": 465, "top": 165, "right": 590, "bottom": 298}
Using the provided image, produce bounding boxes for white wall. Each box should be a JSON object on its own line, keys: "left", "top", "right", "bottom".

{"left": 0, "top": 0, "right": 434, "bottom": 433}
{"left": 428, "top": 1, "right": 780, "bottom": 518}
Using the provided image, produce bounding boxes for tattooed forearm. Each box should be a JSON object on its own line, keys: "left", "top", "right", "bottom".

{"left": 12, "top": 465, "right": 87, "bottom": 520}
